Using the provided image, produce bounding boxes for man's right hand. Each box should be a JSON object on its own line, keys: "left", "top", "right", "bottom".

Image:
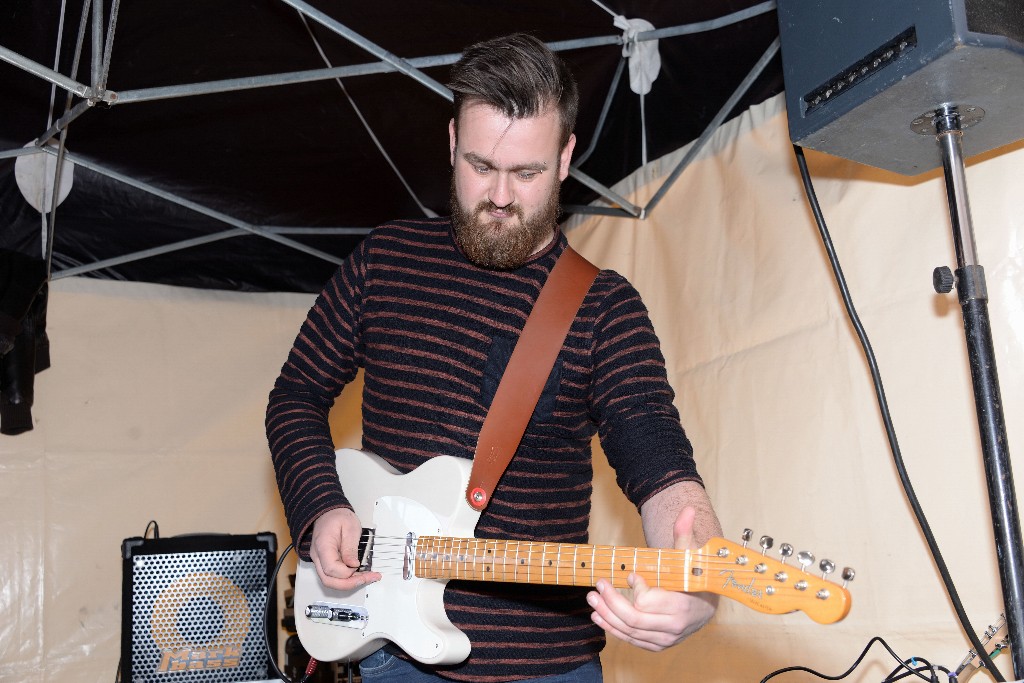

{"left": 309, "top": 507, "right": 382, "bottom": 590}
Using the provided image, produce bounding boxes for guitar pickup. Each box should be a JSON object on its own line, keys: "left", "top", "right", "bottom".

{"left": 304, "top": 603, "right": 369, "bottom": 629}
{"left": 358, "top": 528, "right": 375, "bottom": 572}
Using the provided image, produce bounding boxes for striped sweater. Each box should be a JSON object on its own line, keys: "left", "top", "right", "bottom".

{"left": 266, "top": 218, "right": 702, "bottom": 681}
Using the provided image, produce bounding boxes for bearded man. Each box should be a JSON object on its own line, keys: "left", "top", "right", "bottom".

{"left": 267, "top": 32, "right": 720, "bottom": 683}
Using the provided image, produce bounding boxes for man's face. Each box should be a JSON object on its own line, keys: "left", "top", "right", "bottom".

{"left": 449, "top": 101, "right": 576, "bottom": 270}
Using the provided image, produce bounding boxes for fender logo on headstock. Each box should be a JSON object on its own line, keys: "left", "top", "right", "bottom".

{"left": 720, "top": 569, "right": 764, "bottom": 599}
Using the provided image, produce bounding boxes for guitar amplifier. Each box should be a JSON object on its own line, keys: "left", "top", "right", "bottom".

{"left": 120, "top": 532, "right": 278, "bottom": 683}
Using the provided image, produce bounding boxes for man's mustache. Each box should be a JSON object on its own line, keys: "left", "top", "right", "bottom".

{"left": 474, "top": 200, "right": 524, "bottom": 219}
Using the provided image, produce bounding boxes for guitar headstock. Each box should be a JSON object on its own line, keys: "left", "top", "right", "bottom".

{"left": 692, "top": 529, "right": 853, "bottom": 625}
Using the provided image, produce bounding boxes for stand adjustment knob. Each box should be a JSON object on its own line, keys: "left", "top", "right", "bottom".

{"left": 933, "top": 266, "right": 954, "bottom": 294}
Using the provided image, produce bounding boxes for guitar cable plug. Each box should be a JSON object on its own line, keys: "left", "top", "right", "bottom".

{"left": 299, "top": 657, "right": 318, "bottom": 683}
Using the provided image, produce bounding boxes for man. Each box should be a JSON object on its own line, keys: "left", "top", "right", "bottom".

{"left": 267, "top": 33, "right": 720, "bottom": 683}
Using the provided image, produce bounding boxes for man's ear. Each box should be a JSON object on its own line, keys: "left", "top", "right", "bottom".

{"left": 558, "top": 134, "right": 577, "bottom": 181}
{"left": 449, "top": 118, "right": 457, "bottom": 167}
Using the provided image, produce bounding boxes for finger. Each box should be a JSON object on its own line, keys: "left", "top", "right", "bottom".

{"left": 673, "top": 506, "right": 697, "bottom": 550}
{"left": 333, "top": 516, "right": 383, "bottom": 583}
{"left": 311, "top": 538, "right": 353, "bottom": 579}
{"left": 336, "top": 514, "right": 365, "bottom": 569}
{"left": 631, "top": 574, "right": 675, "bottom": 626}
{"left": 628, "top": 574, "right": 719, "bottom": 644}
{"left": 311, "top": 526, "right": 351, "bottom": 572}
{"left": 587, "top": 580, "right": 678, "bottom": 651}
{"left": 589, "top": 603, "right": 677, "bottom": 652}
{"left": 311, "top": 544, "right": 381, "bottom": 590}
{"left": 315, "top": 564, "right": 374, "bottom": 591}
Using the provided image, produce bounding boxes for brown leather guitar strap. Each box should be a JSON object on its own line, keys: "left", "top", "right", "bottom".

{"left": 465, "top": 246, "right": 600, "bottom": 511}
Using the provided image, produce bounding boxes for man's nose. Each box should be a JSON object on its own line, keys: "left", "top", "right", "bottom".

{"left": 488, "top": 174, "right": 513, "bottom": 209}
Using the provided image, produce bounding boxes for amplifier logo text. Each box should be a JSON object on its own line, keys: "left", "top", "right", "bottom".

{"left": 157, "top": 645, "right": 242, "bottom": 672}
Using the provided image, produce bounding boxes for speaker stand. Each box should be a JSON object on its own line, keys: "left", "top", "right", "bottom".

{"left": 926, "top": 105, "right": 1024, "bottom": 679}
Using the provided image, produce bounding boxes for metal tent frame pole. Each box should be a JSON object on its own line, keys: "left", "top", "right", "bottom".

{"left": 0, "top": 1, "right": 779, "bottom": 274}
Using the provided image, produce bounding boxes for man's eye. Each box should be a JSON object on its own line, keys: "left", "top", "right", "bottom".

{"left": 474, "top": 165, "right": 490, "bottom": 174}
{"left": 517, "top": 172, "right": 538, "bottom": 181}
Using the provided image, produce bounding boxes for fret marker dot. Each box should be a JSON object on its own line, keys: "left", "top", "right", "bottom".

{"left": 580, "top": 562, "right": 586, "bottom": 568}
{"left": 620, "top": 564, "right": 626, "bottom": 570}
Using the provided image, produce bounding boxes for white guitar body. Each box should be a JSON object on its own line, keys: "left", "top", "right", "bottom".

{"left": 294, "top": 448, "right": 480, "bottom": 666}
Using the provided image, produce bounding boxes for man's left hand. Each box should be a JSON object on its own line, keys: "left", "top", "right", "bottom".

{"left": 585, "top": 507, "right": 717, "bottom": 651}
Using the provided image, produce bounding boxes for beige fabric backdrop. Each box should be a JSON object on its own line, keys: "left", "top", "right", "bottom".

{"left": 2, "top": 93, "right": 1021, "bottom": 681}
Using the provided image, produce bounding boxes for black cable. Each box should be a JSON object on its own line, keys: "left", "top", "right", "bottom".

{"left": 792, "top": 144, "right": 1004, "bottom": 682}
{"left": 885, "top": 657, "right": 952, "bottom": 683}
{"left": 262, "top": 544, "right": 317, "bottom": 683}
{"left": 264, "top": 540, "right": 296, "bottom": 679}
{"left": 760, "top": 636, "right": 944, "bottom": 682}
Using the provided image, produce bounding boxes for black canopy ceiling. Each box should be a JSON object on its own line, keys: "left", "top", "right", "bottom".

{"left": 0, "top": 0, "right": 783, "bottom": 293}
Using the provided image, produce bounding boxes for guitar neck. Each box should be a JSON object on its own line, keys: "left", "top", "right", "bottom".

{"left": 414, "top": 534, "right": 853, "bottom": 625}
{"left": 415, "top": 537, "right": 703, "bottom": 592}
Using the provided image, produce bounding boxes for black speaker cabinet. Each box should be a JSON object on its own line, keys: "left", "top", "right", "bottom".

{"left": 120, "top": 532, "right": 278, "bottom": 682}
{"left": 777, "top": 0, "right": 1024, "bottom": 174}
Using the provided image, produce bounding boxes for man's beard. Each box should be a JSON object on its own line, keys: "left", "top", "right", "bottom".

{"left": 450, "top": 177, "right": 561, "bottom": 270}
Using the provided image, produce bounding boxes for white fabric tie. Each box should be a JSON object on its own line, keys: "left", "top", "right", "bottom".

{"left": 613, "top": 16, "right": 660, "bottom": 96}
{"left": 614, "top": 16, "right": 660, "bottom": 166}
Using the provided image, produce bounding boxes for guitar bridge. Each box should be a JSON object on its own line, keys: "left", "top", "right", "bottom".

{"left": 305, "top": 602, "right": 369, "bottom": 629}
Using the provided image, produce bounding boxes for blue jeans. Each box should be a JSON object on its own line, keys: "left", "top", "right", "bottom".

{"left": 358, "top": 648, "right": 603, "bottom": 682}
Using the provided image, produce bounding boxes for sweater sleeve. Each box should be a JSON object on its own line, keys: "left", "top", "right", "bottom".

{"left": 589, "top": 273, "right": 703, "bottom": 510}
{"left": 265, "top": 240, "right": 369, "bottom": 559}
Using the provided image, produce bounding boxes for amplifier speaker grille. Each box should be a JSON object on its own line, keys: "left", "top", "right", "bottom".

{"left": 121, "top": 533, "right": 277, "bottom": 682}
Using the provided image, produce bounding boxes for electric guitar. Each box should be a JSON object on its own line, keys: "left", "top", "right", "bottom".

{"left": 294, "top": 449, "right": 853, "bottom": 665}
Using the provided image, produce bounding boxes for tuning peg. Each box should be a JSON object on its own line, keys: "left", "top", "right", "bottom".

{"left": 741, "top": 528, "right": 753, "bottom": 548}
{"left": 797, "top": 551, "right": 814, "bottom": 573}
{"left": 759, "top": 535, "right": 773, "bottom": 554}
{"left": 819, "top": 559, "right": 835, "bottom": 578}
{"left": 779, "top": 543, "right": 794, "bottom": 564}
{"left": 841, "top": 567, "right": 856, "bottom": 588}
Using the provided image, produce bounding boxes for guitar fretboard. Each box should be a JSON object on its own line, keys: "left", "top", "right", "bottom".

{"left": 414, "top": 537, "right": 703, "bottom": 592}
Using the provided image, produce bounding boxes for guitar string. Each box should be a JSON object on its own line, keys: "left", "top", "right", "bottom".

{"left": 361, "top": 535, "right": 835, "bottom": 569}
{"left": 351, "top": 536, "right": 845, "bottom": 600}
{"left": 360, "top": 536, "right": 834, "bottom": 570}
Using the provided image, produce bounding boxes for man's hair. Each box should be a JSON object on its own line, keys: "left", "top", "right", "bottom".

{"left": 448, "top": 33, "right": 579, "bottom": 149}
